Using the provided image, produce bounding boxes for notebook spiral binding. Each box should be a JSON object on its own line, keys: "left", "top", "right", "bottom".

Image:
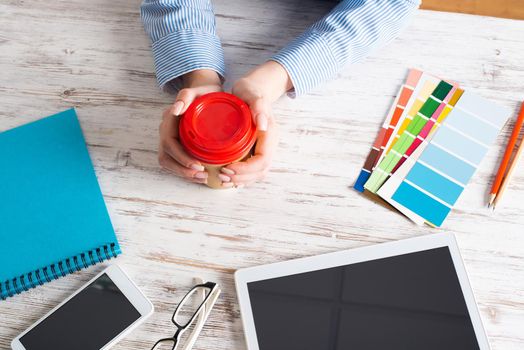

{"left": 0, "top": 243, "right": 118, "bottom": 300}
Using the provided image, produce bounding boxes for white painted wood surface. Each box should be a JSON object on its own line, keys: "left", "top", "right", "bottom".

{"left": 1, "top": 0, "right": 523, "bottom": 349}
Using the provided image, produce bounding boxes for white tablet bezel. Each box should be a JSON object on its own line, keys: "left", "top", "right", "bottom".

{"left": 235, "top": 233, "right": 489, "bottom": 350}
{"left": 11, "top": 264, "right": 154, "bottom": 350}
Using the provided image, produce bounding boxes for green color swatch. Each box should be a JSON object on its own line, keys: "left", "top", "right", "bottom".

{"left": 364, "top": 81, "right": 453, "bottom": 193}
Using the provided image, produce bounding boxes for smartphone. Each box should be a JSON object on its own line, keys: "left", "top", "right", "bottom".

{"left": 11, "top": 264, "right": 154, "bottom": 350}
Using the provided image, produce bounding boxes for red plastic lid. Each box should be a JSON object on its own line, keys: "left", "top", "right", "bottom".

{"left": 179, "top": 92, "right": 257, "bottom": 165}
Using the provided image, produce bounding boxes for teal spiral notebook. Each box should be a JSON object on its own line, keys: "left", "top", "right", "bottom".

{"left": 0, "top": 109, "right": 121, "bottom": 300}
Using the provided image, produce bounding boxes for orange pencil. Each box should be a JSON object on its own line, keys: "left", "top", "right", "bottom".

{"left": 492, "top": 136, "right": 524, "bottom": 210}
{"left": 488, "top": 101, "right": 524, "bottom": 207}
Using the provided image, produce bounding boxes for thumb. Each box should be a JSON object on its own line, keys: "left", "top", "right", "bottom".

{"left": 251, "top": 99, "right": 270, "bottom": 131}
{"left": 171, "top": 88, "right": 197, "bottom": 116}
{"left": 172, "top": 85, "right": 223, "bottom": 116}
{"left": 255, "top": 113, "right": 268, "bottom": 132}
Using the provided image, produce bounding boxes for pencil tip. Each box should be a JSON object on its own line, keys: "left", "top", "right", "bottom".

{"left": 488, "top": 194, "right": 496, "bottom": 207}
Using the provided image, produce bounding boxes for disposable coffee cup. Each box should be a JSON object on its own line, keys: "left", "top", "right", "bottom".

{"left": 179, "top": 92, "right": 257, "bottom": 189}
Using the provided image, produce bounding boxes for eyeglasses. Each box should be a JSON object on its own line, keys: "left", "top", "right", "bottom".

{"left": 151, "top": 279, "right": 221, "bottom": 350}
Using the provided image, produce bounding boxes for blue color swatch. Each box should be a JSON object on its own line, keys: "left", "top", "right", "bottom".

{"left": 405, "top": 163, "right": 464, "bottom": 206}
{"left": 391, "top": 91, "right": 510, "bottom": 227}
{"left": 445, "top": 108, "right": 500, "bottom": 145}
{"left": 354, "top": 170, "right": 371, "bottom": 192}
{"left": 392, "top": 182, "right": 451, "bottom": 227}
{"left": 418, "top": 144, "right": 476, "bottom": 185}
{"left": 431, "top": 126, "right": 487, "bottom": 165}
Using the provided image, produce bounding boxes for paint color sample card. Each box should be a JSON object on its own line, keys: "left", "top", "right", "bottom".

{"left": 354, "top": 69, "right": 422, "bottom": 192}
{"left": 354, "top": 69, "right": 510, "bottom": 227}
{"left": 377, "top": 73, "right": 440, "bottom": 167}
{"left": 366, "top": 77, "right": 439, "bottom": 188}
{"left": 365, "top": 81, "right": 454, "bottom": 193}
{"left": 390, "top": 91, "right": 510, "bottom": 226}
{"left": 377, "top": 88, "right": 465, "bottom": 225}
{"left": 393, "top": 87, "right": 461, "bottom": 172}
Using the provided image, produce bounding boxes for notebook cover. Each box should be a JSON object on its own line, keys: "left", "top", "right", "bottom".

{"left": 0, "top": 109, "right": 120, "bottom": 299}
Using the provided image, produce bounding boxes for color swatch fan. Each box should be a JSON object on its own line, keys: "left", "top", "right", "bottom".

{"left": 354, "top": 70, "right": 511, "bottom": 227}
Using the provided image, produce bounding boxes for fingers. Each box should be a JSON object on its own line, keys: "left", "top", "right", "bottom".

{"left": 171, "top": 88, "right": 196, "bottom": 116}
{"left": 256, "top": 113, "right": 268, "bottom": 132}
{"left": 160, "top": 108, "right": 203, "bottom": 170}
{"left": 222, "top": 153, "right": 270, "bottom": 177}
{"left": 157, "top": 83, "right": 222, "bottom": 185}
{"left": 158, "top": 150, "right": 208, "bottom": 183}
{"left": 159, "top": 108, "right": 207, "bottom": 184}
{"left": 220, "top": 116, "right": 278, "bottom": 187}
{"left": 219, "top": 168, "right": 268, "bottom": 187}
{"left": 232, "top": 79, "right": 269, "bottom": 131}
{"left": 171, "top": 85, "right": 223, "bottom": 116}
{"left": 251, "top": 99, "right": 269, "bottom": 131}
{"left": 161, "top": 108, "right": 179, "bottom": 139}
{"left": 162, "top": 137, "right": 204, "bottom": 172}
{"left": 244, "top": 96, "right": 270, "bottom": 131}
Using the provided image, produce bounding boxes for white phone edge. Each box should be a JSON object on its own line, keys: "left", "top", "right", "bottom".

{"left": 11, "top": 264, "right": 154, "bottom": 350}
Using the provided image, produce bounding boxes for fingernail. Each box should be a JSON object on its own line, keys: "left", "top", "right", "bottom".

{"left": 194, "top": 172, "right": 208, "bottom": 179}
{"left": 191, "top": 164, "right": 205, "bottom": 171}
{"left": 221, "top": 182, "right": 234, "bottom": 188}
{"left": 220, "top": 167, "right": 235, "bottom": 175}
{"left": 257, "top": 113, "right": 268, "bottom": 131}
{"left": 218, "top": 174, "right": 231, "bottom": 182}
{"left": 236, "top": 184, "right": 245, "bottom": 189}
{"left": 172, "top": 100, "right": 184, "bottom": 116}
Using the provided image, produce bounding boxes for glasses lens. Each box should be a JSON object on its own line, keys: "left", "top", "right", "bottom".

{"left": 152, "top": 339, "right": 176, "bottom": 350}
{"left": 173, "top": 286, "right": 211, "bottom": 327}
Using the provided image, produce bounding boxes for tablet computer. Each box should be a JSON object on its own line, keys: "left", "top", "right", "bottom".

{"left": 235, "top": 233, "right": 489, "bottom": 350}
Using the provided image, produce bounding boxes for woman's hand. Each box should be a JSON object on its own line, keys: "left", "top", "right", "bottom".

{"left": 158, "top": 69, "right": 222, "bottom": 184}
{"left": 220, "top": 61, "right": 292, "bottom": 188}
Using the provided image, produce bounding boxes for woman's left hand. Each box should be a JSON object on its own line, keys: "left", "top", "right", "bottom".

{"left": 219, "top": 107, "right": 278, "bottom": 188}
{"left": 220, "top": 61, "right": 292, "bottom": 188}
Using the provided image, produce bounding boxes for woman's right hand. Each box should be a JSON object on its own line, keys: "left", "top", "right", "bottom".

{"left": 158, "top": 69, "right": 222, "bottom": 184}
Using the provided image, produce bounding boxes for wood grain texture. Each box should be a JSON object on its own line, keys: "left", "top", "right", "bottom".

{"left": 1, "top": 0, "right": 523, "bottom": 349}
{"left": 421, "top": 0, "right": 524, "bottom": 20}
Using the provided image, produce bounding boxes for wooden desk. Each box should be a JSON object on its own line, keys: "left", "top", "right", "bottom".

{"left": 1, "top": 1, "right": 523, "bottom": 349}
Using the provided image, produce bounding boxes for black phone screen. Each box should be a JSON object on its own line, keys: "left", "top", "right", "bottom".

{"left": 20, "top": 273, "right": 141, "bottom": 350}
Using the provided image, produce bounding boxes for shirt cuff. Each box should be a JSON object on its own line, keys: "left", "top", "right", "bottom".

{"left": 151, "top": 30, "right": 226, "bottom": 91}
{"left": 271, "top": 31, "right": 339, "bottom": 98}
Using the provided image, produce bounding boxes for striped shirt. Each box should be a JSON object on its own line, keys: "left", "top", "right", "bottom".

{"left": 141, "top": 0, "right": 420, "bottom": 96}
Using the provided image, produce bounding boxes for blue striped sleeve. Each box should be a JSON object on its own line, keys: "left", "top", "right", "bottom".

{"left": 140, "top": 0, "right": 225, "bottom": 90}
{"left": 271, "top": 0, "right": 420, "bottom": 97}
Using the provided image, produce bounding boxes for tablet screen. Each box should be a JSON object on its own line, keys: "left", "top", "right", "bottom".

{"left": 247, "top": 247, "right": 480, "bottom": 350}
